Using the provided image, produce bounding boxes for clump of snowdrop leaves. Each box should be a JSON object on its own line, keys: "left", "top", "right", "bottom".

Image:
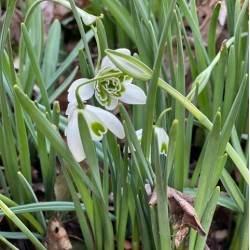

{"left": 67, "top": 49, "right": 147, "bottom": 110}
{"left": 65, "top": 101, "right": 125, "bottom": 162}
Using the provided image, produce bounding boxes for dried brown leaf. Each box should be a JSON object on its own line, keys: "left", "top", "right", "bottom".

{"left": 149, "top": 186, "right": 206, "bottom": 239}
{"left": 148, "top": 186, "right": 157, "bottom": 206}
{"left": 167, "top": 187, "right": 206, "bottom": 237}
{"left": 43, "top": 214, "right": 72, "bottom": 250}
{"left": 174, "top": 227, "right": 189, "bottom": 248}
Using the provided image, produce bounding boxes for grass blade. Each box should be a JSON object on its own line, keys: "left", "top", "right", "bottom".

{"left": 42, "top": 19, "right": 61, "bottom": 93}
{"left": 195, "top": 187, "right": 220, "bottom": 249}
{"left": 21, "top": 24, "right": 51, "bottom": 116}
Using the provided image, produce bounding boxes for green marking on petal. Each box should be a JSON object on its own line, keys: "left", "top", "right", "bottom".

{"left": 160, "top": 142, "right": 168, "bottom": 155}
{"left": 91, "top": 122, "right": 106, "bottom": 136}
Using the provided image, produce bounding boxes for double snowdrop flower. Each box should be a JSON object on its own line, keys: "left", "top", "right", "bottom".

{"left": 65, "top": 48, "right": 148, "bottom": 162}
{"left": 67, "top": 49, "right": 147, "bottom": 110}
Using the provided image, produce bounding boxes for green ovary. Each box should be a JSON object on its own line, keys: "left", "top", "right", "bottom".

{"left": 91, "top": 122, "right": 106, "bottom": 137}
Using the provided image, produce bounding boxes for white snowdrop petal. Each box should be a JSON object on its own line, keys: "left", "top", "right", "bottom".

{"left": 122, "top": 75, "right": 133, "bottom": 85}
{"left": 81, "top": 109, "right": 107, "bottom": 141}
{"left": 101, "top": 49, "right": 131, "bottom": 71}
{"left": 155, "top": 127, "right": 169, "bottom": 155}
{"left": 66, "top": 111, "right": 86, "bottom": 162}
{"left": 68, "top": 78, "right": 89, "bottom": 102}
{"left": 135, "top": 129, "right": 143, "bottom": 141}
{"left": 66, "top": 101, "right": 77, "bottom": 117}
{"left": 120, "top": 84, "right": 147, "bottom": 104}
{"left": 78, "top": 81, "right": 95, "bottom": 100}
{"left": 115, "top": 48, "right": 131, "bottom": 56}
{"left": 100, "top": 55, "right": 118, "bottom": 71}
{"left": 68, "top": 78, "right": 94, "bottom": 103}
{"left": 86, "top": 105, "right": 125, "bottom": 139}
{"left": 127, "top": 128, "right": 143, "bottom": 153}
{"left": 104, "top": 98, "right": 118, "bottom": 110}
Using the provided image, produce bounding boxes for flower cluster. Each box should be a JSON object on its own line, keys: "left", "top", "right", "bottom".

{"left": 65, "top": 49, "right": 148, "bottom": 162}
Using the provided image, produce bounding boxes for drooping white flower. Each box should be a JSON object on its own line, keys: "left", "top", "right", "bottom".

{"left": 135, "top": 127, "right": 169, "bottom": 156}
{"left": 68, "top": 49, "right": 147, "bottom": 110}
{"left": 65, "top": 102, "right": 125, "bottom": 162}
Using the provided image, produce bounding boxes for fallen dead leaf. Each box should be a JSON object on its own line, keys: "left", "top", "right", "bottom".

{"left": 174, "top": 226, "right": 189, "bottom": 248}
{"left": 167, "top": 187, "right": 206, "bottom": 237}
{"left": 43, "top": 214, "right": 72, "bottom": 250}
{"left": 149, "top": 185, "right": 206, "bottom": 248}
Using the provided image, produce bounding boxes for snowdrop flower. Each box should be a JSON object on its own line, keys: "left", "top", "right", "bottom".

{"left": 136, "top": 127, "right": 169, "bottom": 155}
{"left": 68, "top": 49, "right": 147, "bottom": 110}
{"left": 65, "top": 101, "right": 125, "bottom": 162}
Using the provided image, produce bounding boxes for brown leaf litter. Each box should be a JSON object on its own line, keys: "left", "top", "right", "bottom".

{"left": 43, "top": 213, "right": 72, "bottom": 250}
{"left": 149, "top": 186, "right": 206, "bottom": 248}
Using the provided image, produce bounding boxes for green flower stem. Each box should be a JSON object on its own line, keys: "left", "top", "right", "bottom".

{"left": 187, "top": 36, "right": 241, "bottom": 101}
{"left": 80, "top": 72, "right": 124, "bottom": 86}
{"left": 156, "top": 108, "right": 172, "bottom": 127}
{"left": 158, "top": 79, "right": 211, "bottom": 128}
{"left": 0, "top": 201, "right": 46, "bottom": 250}
{"left": 91, "top": 24, "right": 102, "bottom": 73}
{"left": 141, "top": 0, "right": 177, "bottom": 158}
{"left": 69, "top": 0, "right": 95, "bottom": 76}
{"left": 76, "top": 94, "right": 85, "bottom": 109}
{"left": 158, "top": 78, "right": 249, "bottom": 184}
